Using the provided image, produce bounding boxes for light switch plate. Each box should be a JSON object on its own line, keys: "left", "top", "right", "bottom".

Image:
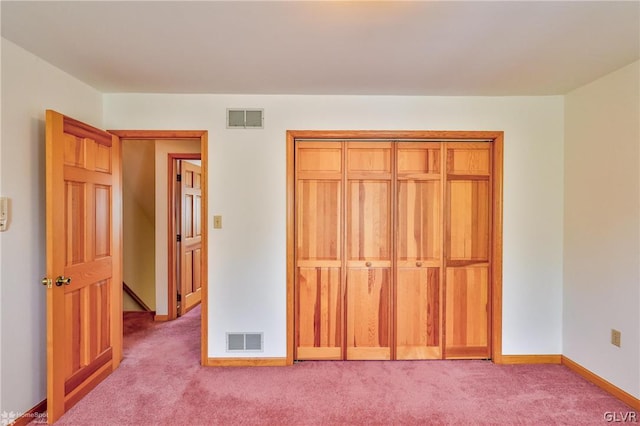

{"left": 611, "top": 329, "right": 621, "bottom": 347}
{"left": 213, "top": 215, "right": 222, "bottom": 229}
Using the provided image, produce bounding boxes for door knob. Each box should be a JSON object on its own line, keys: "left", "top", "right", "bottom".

{"left": 416, "top": 261, "right": 423, "bottom": 267}
{"left": 41, "top": 277, "right": 52, "bottom": 288}
{"left": 365, "top": 261, "right": 372, "bottom": 267}
{"left": 55, "top": 276, "right": 72, "bottom": 286}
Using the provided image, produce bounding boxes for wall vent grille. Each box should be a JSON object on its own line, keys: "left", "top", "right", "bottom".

{"left": 226, "top": 332, "right": 264, "bottom": 352}
{"left": 227, "top": 109, "right": 264, "bottom": 129}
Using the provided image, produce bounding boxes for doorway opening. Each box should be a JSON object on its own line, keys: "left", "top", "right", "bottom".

{"left": 113, "top": 130, "right": 209, "bottom": 365}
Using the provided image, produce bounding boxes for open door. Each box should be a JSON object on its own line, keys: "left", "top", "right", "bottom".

{"left": 178, "top": 160, "right": 202, "bottom": 315}
{"left": 44, "top": 110, "right": 122, "bottom": 423}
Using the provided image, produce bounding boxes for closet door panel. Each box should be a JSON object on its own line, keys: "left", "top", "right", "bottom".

{"left": 346, "top": 268, "right": 391, "bottom": 360}
{"left": 347, "top": 181, "right": 391, "bottom": 261}
{"left": 446, "top": 144, "right": 491, "bottom": 176}
{"left": 345, "top": 142, "right": 392, "bottom": 360}
{"left": 444, "top": 143, "right": 491, "bottom": 359}
{"left": 346, "top": 144, "right": 392, "bottom": 176}
{"left": 295, "top": 142, "right": 344, "bottom": 360}
{"left": 294, "top": 140, "right": 495, "bottom": 362}
{"left": 297, "top": 267, "right": 342, "bottom": 360}
{"left": 447, "top": 180, "right": 490, "bottom": 262}
{"left": 444, "top": 266, "right": 489, "bottom": 358}
{"left": 397, "top": 180, "right": 441, "bottom": 264}
{"left": 396, "top": 267, "right": 440, "bottom": 359}
{"left": 296, "top": 142, "right": 342, "bottom": 177}
{"left": 397, "top": 143, "right": 441, "bottom": 177}
{"left": 296, "top": 180, "right": 341, "bottom": 261}
{"left": 396, "top": 142, "right": 443, "bottom": 360}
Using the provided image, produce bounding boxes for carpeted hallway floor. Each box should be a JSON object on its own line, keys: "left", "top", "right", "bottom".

{"left": 56, "top": 306, "right": 636, "bottom": 425}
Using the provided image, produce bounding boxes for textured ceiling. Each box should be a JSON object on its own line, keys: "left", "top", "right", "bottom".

{"left": 2, "top": 1, "right": 639, "bottom": 95}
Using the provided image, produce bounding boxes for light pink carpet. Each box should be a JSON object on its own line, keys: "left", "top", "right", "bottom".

{"left": 57, "top": 306, "right": 636, "bottom": 425}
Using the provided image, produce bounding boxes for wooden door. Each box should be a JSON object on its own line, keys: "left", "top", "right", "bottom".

{"left": 179, "top": 161, "right": 202, "bottom": 315}
{"left": 444, "top": 142, "right": 491, "bottom": 358}
{"left": 295, "top": 142, "right": 343, "bottom": 360}
{"left": 345, "top": 142, "right": 392, "bottom": 360}
{"left": 293, "top": 138, "right": 497, "bottom": 362}
{"left": 45, "top": 110, "right": 122, "bottom": 423}
{"left": 395, "top": 143, "right": 443, "bottom": 359}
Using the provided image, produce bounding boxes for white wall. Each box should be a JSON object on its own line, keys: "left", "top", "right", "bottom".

{"left": 104, "top": 94, "right": 565, "bottom": 358}
{"left": 564, "top": 60, "right": 640, "bottom": 398}
{"left": 122, "top": 139, "right": 156, "bottom": 311}
{"left": 0, "top": 39, "right": 103, "bottom": 413}
{"left": 154, "top": 139, "right": 201, "bottom": 315}
{"left": 0, "top": 25, "right": 4, "bottom": 414}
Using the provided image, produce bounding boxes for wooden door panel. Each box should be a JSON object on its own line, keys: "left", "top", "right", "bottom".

{"left": 347, "top": 181, "right": 391, "bottom": 261}
{"left": 185, "top": 251, "right": 193, "bottom": 293}
{"left": 194, "top": 194, "right": 202, "bottom": 237}
{"left": 446, "top": 144, "right": 491, "bottom": 176}
{"left": 346, "top": 268, "right": 391, "bottom": 360}
{"left": 294, "top": 140, "right": 496, "bottom": 363}
{"left": 395, "top": 142, "right": 443, "bottom": 360}
{"left": 297, "top": 143, "right": 342, "bottom": 176}
{"left": 63, "top": 135, "right": 114, "bottom": 171}
{"left": 95, "top": 143, "right": 112, "bottom": 173}
{"left": 397, "top": 180, "right": 441, "bottom": 263}
{"left": 295, "top": 142, "right": 344, "bottom": 360}
{"left": 193, "top": 248, "right": 202, "bottom": 292}
{"left": 443, "top": 143, "right": 492, "bottom": 359}
{"left": 46, "top": 110, "right": 121, "bottom": 422}
{"left": 88, "top": 280, "right": 111, "bottom": 356}
{"left": 396, "top": 267, "right": 441, "bottom": 359}
{"left": 397, "top": 143, "right": 441, "bottom": 176}
{"left": 65, "top": 181, "right": 86, "bottom": 265}
{"left": 62, "top": 142, "right": 115, "bottom": 397}
{"left": 296, "top": 267, "right": 342, "bottom": 360}
{"left": 184, "top": 168, "right": 194, "bottom": 187}
{"left": 345, "top": 143, "right": 392, "bottom": 360}
{"left": 296, "top": 180, "right": 341, "bottom": 261}
{"left": 184, "top": 194, "right": 194, "bottom": 238}
{"left": 64, "top": 134, "right": 85, "bottom": 167}
{"left": 445, "top": 267, "right": 489, "bottom": 358}
{"left": 63, "top": 280, "right": 111, "bottom": 379}
{"left": 183, "top": 292, "right": 201, "bottom": 312}
{"left": 180, "top": 161, "right": 202, "bottom": 314}
{"left": 346, "top": 143, "right": 392, "bottom": 175}
{"left": 448, "top": 180, "right": 490, "bottom": 261}
{"left": 94, "top": 185, "right": 111, "bottom": 258}
{"left": 64, "top": 291, "right": 82, "bottom": 379}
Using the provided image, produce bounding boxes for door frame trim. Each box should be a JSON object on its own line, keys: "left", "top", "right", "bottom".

{"left": 109, "top": 130, "right": 209, "bottom": 365}
{"left": 285, "top": 130, "right": 504, "bottom": 365}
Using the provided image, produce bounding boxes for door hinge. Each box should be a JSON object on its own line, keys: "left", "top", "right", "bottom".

{"left": 176, "top": 174, "right": 182, "bottom": 182}
{"left": 177, "top": 234, "right": 181, "bottom": 242}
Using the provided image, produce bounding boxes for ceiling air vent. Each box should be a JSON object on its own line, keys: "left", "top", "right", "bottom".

{"left": 227, "top": 109, "right": 264, "bottom": 129}
{"left": 226, "top": 332, "right": 264, "bottom": 352}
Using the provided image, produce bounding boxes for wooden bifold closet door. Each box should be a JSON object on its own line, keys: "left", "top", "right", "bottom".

{"left": 295, "top": 140, "right": 492, "bottom": 361}
{"left": 444, "top": 143, "right": 492, "bottom": 359}
{"left": 395, "top": 142, "right": 443, "bottom": 360}
{"left": 345, "top": 143, "right": 393, "bottom": 360}
{"left": 295, "top": 142, "right": 343, "bottom": 360}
